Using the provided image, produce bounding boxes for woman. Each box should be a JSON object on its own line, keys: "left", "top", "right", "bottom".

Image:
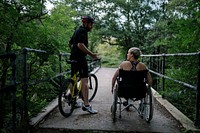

{"left": 111, "top": 47, "right": 152, "bottom": 93}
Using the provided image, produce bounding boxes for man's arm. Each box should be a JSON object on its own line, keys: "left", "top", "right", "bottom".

{"left": 77, "top": 43, "right": 97, "bottom": 59}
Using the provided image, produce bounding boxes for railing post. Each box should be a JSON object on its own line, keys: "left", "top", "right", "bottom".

{"left": 195, "top": 52, "right": 200, "bottom": 127}
{"left": 157, "top": 56, "right": 160, "bottom": 91}
{"left": 149, "top": 57, "right": 152, "bottom": 70}
{"left": 0, "top": 53, "right": 17, "bottom": 132}
{"left": 161, "top": 54, "right": 166, "bottom": 98}
{"left": 11, "top": 54, "right": 17, "bottom": 130}
{"left": 59, "top": 54, "right": 62, "bottom": 88}
{"left": 22, "top": 48, "right": 29, "bottom": 127}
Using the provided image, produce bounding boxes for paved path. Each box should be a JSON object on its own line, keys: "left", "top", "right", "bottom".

{"left": 33, "top": 67, "right": 184, "bottom": 133}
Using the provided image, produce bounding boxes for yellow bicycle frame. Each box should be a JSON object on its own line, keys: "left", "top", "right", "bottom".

{"left": 69, "top": 71, "right": 82, "bottom": 98}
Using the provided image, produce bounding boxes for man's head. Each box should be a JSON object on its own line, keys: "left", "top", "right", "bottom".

{"left": 81, "top": 16, "right": 95, "bottom": 31}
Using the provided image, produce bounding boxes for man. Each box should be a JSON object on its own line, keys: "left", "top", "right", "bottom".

{"left": 69, "top": 16, "right": 98, "bottom": 114}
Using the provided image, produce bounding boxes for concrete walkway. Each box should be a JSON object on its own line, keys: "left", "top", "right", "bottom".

{"left": 31, "top": 67, "right": 199, "bottom": 133}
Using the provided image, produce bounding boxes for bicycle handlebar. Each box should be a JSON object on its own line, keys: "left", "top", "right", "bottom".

{"left": 67, "top": 58, "right": 101, "bottom": 64}
{"left": 87, "top": 58, "right": 101, "bottom": 62}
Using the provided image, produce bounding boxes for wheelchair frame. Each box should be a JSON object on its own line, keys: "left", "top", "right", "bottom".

{"left": 111, "top": 70, "right": 154, "bottom": 123}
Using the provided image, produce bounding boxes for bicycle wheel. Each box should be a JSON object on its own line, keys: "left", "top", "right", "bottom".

{"left": 143, "top": 86, "right": 153, "bottom": 122}
{"left": 88, "top": 74, "right": 98, "bottom": 102}
{"left": 58, "top": 79, "right": 75, "bottom": 117}
{"left": 111, "top": 85, "right": 118, "bottom": 122}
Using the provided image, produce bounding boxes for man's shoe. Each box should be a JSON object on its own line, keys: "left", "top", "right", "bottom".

{"left": 82, "top": 105, "right": 98, "bottom": 114}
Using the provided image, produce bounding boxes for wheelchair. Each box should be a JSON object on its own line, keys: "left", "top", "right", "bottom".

{"left": 111, "top": 69, "right": 154, "bottom": 123}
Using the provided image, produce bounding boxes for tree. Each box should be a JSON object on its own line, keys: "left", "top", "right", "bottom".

{"left": 0, "top": 0, "right": 48, "bottom": 53}
{"left": 42, "top": 3, "right": 77, "bottom": 53}
{"left": 0, "top": 1, "right": 77, "bottom": 130}
{"left": 166, "top": 0, "right": 200, "bottom": 53}
{"left": 147, "top": 0, "right": 200, "bottom": 54}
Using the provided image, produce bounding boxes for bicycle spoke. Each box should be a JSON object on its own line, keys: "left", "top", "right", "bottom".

{"left": 58, "top": 79, "right": 74, "bottom": 117}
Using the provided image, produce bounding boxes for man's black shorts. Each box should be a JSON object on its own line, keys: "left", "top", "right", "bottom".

{"left": 71, "top": 57, "right": 88, "bottom": 78}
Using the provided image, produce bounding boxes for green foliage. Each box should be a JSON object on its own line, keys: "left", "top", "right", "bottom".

{"left": 1, "top": 0, "right": 76, "bottom": 126}
{"left": 163, "top": 81, "right": 196, "bottom": 121}
{"left": 150, "top": 54, "right": 198, "bottom": 121}
{"left": 149, "top": 0, "right": 200, "bottom": 53}
{"left": 98, "top": 0, "right": 159, "bottom": 51}
{"left": 0, "top": 0, "right": 47, "bottom": 53}
{"left": 44, "top": 3, "right": 77, "bottom": 53}
{"left": 142, "top": 0, "right": 199, "bottom": 122}
{"left": 96, "top": 43, "right": 124, "bottom": 67}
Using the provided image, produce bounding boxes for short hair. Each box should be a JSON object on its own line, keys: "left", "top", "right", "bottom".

{"left": 129, "top": 47, "right": 141, "bottom": 59}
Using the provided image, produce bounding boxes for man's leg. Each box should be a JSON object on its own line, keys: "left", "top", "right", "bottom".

{"left": 81, "top": 78, "right": 89, "bottom": 106}
{"left": 79, "top": 58, "right": 97, "bottom": 114}
{"left": 81, "top": 78, "right": 98, "bottom": 114}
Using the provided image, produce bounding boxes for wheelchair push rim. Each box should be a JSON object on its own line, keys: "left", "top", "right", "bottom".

{"left": 142, "top": 87, "right": 153, "bottom": 122}
{"left": 111, "top": 86, "right": 118, "bottom": 122}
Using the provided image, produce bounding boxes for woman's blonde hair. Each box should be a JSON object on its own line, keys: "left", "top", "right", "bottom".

{"left": 129, "top": 47, "right": 141, "bottom": 59}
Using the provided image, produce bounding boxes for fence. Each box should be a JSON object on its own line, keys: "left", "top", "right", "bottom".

{"left": 0, "top": 53, "right": 17, "bottom": 133}
{"left": 141, "top": 52, "right": 200, "bottom": 127}
{"left": 0, "top": 48, "right": 101, "bottom": 133}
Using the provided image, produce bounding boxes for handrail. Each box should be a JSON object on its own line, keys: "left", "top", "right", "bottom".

{"left": 21, "top": 49, "right": 101, "bottom": 128}
{"left": 141, "top": 52, "right": 200, "bottom": 57}
{"left": 141, "top": 52, "right": 200, "bottom": 127}
{"left": 22, "top": 47, "right": 47, "bottom": 54}
{"left": 149, "top": 70, "right": 197, "bottom": 90}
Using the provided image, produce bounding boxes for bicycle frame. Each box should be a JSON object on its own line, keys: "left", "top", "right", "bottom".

{"left": 58, "top": 59, "right": 99, "bottom": 117}
{"left": 69, "top": 71, "right": 82, "bottom": 98}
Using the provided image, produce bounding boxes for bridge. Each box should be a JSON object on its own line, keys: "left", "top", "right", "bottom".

{"left": 0, "top": 48, "right": 200, "bottom": 133}
{"left": 30, "top": 67, "right": 197, "bottom": 133}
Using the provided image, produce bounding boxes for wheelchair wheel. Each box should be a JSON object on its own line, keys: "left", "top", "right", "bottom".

{"left": 143, "top": 86, "right": 153, "bottom": 122}
{"left": 88, "top": 74, "right": 98, "bottom": 102}
{"left": 111, "top": 86, "right": 118, "bottom": 122}
{"left": 58, "top": 79, "right": 75, "bottom": 117}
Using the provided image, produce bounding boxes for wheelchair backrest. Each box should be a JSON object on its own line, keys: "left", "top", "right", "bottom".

{"left": 117, "top": 69, "right": 148, "bottom": 99}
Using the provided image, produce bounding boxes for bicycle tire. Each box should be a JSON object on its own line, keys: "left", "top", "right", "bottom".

{"left": 58, "top": 79, "right": 75, "bottom": 117}
{"left": 88, "top": 73, "right": 98, "bottom": 102}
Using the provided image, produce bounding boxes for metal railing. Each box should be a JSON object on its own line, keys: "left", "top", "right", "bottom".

{"left": 141, "top": 52, "right": 200, "bottom": 127}
{"left": 0, "top": 53, "right": 17, "bottom": 133}
{"left": 0, "top": 48, "right": 101, "bottom": 132}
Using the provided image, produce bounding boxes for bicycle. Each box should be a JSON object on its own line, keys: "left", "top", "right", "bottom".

{"left": 58, "top": 59, "right": 99, "bottom": 117}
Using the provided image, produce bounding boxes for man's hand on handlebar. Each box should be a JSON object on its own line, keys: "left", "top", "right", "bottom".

{"left": 91, "top": 53, "right": 99, "bottom": 60}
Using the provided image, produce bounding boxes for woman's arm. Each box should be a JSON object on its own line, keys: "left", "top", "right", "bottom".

{"left": 112, "top": 69, "right": 119, "bottom": 93}
{"left": 147, "top": 71, "right": 153, "bottom": 87}
{"left": 138, "top": 63, "right": 153, "bottom": 87}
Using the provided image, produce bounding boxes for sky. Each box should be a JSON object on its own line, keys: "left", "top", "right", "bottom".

{"left": 46, "top": 1, "right": 54, "bottom": 11}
